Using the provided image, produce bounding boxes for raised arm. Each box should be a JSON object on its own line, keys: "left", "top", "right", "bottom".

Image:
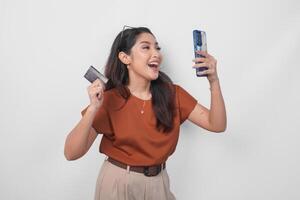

{"left": 64, "top": 107, "right": 99, "bottom": 160}
{"left": 64, "top": 79, "right": 105, "bottom": 160}
{"left": 188, "top": 51, "right": 227, "bottom": 133}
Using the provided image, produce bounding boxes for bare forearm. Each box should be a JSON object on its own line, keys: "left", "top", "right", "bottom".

{"left": 209, "top": 79, "right": 227, "bottom": 132}
{"left": 64, "top": 106, "right": 97, "bottom": 160}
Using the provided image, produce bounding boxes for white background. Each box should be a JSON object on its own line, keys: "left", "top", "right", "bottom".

{"left": 1, "top": 0, "right": 299, "bottom": 199}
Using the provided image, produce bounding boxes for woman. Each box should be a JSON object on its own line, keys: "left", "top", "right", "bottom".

{"left": 64, "top": 26, "right": 226, "bottom": 200}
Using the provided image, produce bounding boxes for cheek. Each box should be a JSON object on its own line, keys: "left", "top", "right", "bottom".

{"left": 159, "top": 53, "right": 163, "bottom": 60}
{"left": 132, "top": 52, "right": 148, "bottom": 64}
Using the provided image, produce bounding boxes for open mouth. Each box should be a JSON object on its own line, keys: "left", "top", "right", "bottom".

{"left": 148, "top": 63, "right": 158, "bottom": 68}
{"left": 148, "top": 61, "right": 160, "bottom": 70}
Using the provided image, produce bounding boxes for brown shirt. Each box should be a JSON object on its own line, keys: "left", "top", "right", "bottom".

{"left": 81, "top": 84, "right": 197, "bottom": 166}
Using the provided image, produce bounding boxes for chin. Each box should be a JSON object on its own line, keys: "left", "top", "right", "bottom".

{"left": 149, "top": 73, "right": 160, "bottom": 80}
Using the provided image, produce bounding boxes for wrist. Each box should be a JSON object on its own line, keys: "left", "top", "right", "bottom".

{"left": 209, "top": 77, "right": 219, "bottom": 84}
{"left": 87, "top": 104, "right": 99, "bottom": 113}
{"left": 209, "top": 78, "right": 220, "bottom": 92}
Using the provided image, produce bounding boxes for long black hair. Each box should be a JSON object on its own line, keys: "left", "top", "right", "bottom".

{"left": 104, "top": 27, "right": 176, "bottom": 133}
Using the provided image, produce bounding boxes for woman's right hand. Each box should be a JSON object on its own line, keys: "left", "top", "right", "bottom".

{"left": 87, "top": 79, "right": 105, "bottom": 110}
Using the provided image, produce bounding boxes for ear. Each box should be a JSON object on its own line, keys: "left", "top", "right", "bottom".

{"left": 118, "top": 51, "right": 131, "bottom": 65}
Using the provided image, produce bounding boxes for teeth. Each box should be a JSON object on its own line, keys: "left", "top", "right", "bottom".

{"left": 148, "top": 61, "right": 160, "bottom": 69}
{"left": 148, "top": 64, "right": 158, "bottom": 68}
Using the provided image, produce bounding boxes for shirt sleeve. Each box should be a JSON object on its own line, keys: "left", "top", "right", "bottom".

{"left": 81, "top": 105, "right": 113, "bottom": 134}
{"left": 175, "top": 84, "right": 198, "bottom": 124}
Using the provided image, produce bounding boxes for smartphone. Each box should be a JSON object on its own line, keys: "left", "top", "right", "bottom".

{"left": 84, "top": 65, "right": 108, "bottom": 84}
{"left": 193, "top": 30, "right": 208, "bottom": 77}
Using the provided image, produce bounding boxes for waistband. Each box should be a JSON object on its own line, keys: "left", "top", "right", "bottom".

{"left": 107, "top": 157, "right": 166, "bottom": 177}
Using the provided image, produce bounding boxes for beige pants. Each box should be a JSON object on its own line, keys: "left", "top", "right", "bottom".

{"left": 94, "top": 159, "right": 176, "bottom": 200}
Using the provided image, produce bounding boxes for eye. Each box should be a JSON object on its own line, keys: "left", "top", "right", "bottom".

{"left": 156, "top": 46, "right": 161, "bottom": 51}
{"left": 142, "top": 46, "right": 150, "bottom": 49}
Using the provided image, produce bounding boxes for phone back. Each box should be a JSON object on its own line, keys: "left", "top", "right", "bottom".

{"left": 193, "top": 30, "right": 208, "bottom": 77}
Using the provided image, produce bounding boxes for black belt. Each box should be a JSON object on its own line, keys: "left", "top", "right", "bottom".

{"left": 107, "top": 157, "right": 166, "bottom": 177}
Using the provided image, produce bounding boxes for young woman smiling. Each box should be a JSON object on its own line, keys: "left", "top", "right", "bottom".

{"left": 64, "top": 26, "right": 227, "bottom": 200}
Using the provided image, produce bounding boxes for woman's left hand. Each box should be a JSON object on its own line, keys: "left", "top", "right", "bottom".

{"left": 192, "top": 50, "right": 219, "bottom": 83}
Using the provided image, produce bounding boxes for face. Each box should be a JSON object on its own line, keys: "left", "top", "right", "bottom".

{"left": 121, "top": 32, "right": 162, "bottom": 81}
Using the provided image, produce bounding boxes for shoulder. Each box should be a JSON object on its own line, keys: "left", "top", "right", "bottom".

{"left": 102, "top": 88, "right": 126, "bottom": 110}
{"left": 171, "top": 83, "right": 187, "bottom": 94}
{"left": 172, "top": 83, "right": 187, "bottom": 90}
{"left": 171, "top": 83, "right": 197, "bottom": 104}
{"left": 171, "top": 84, "right": 184, "bottom": 104}
{"left": 103, "top": 87, "right": 118, "bottom": 97}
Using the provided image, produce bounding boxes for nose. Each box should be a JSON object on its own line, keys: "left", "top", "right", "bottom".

{"left": 152, "top": 48, "right": 161, "bottom": 59}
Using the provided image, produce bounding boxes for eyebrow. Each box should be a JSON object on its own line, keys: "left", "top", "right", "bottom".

{"left": 139, "top": 41, "right": 159, "bottom": 45}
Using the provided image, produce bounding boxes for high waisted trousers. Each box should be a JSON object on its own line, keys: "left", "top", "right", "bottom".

{"left": 94, "top": 158, "right": 176, "bottom": 200}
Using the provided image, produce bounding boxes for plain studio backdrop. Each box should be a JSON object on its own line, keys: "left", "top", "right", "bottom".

{"left": 1, "top": 0, "right": 299, "bottom": 199}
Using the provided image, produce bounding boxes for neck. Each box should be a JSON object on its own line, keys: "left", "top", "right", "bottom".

{"left": 127, "top": 74, "right": 152, "bottom": 100}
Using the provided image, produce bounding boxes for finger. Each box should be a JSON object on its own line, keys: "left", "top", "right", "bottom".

{"left": 88, "top": 85, "right": 101, "bottom": 93}
{"left": 193, "top": 62, "right": 209, "bottom": 68}
{"left": 196, "top": 50, "right": 210, "bottom": 58}
{"left": 91, "top": 78, "right": 104, "bottom": 87}
{"left": 192, "top": 57, "right": 206, "bottom": 63}
{"left": 90, "top": 80, "right": 104, "bottom": 89}
{"left": 92, "top": 78, "right": 101, "bottom": 84}
{"left": 197, "top": 69, "right": 213, "bottom": 75}
{"left": 97, "top": 91, "right": 104, "bottom": 100}
{"left": 90, "top": 87, "right": 103, "bottom": 97}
